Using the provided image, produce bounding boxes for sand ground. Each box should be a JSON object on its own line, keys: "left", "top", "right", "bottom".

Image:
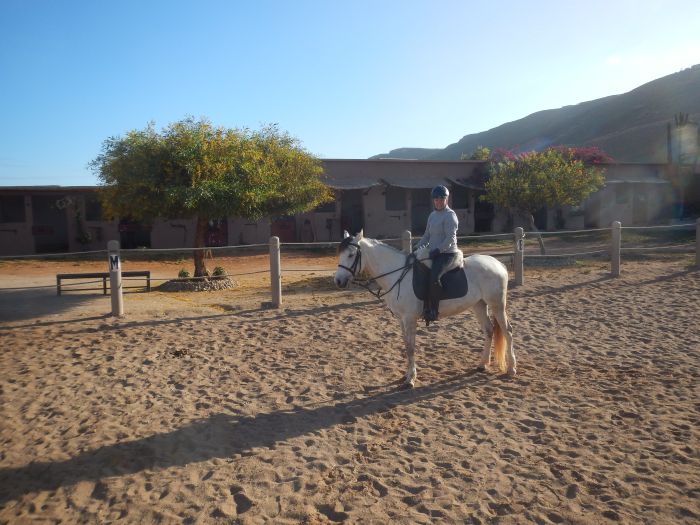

{"left": 1, "top": 253, "right": 699, "bottom": 524}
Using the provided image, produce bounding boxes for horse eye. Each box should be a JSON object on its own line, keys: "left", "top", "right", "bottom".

{"left": 348, "top": 253, "right": 355, "bottom": 259}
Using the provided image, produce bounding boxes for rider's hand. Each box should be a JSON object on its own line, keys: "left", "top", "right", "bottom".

{"left": 429, "top": 248, "right": 440, "bottom": 259}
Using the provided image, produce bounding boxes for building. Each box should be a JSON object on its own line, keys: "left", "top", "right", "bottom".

{"left": 0, "top": 160, "right": 687, "bottom": 256}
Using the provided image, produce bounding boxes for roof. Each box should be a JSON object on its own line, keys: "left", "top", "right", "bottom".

{"left": 603, "top": 163, "right": 670, "bottom": 184}
{"left": 320, "top": 159, "right": 484, "bottom": 190}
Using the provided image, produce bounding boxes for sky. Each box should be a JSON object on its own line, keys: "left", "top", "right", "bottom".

{"left": 1, "top": 0, "right": 699, "bottom": 187}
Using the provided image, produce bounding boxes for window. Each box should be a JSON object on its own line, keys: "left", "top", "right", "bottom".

{"left": 451, "top": 185, "right": 469, "bottom": 209}
{"left": 84, "top": 194, "right": 103, "bottom": 221}
{"left": 385, "top": 186, "right": 406, "bottom": 211}
{"left": 0, "top": 195, "right": 25, "bottom": 223}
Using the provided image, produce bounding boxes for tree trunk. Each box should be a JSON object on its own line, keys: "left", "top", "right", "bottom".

{"left": 527, "top": 213, "right": 546, "bottom": 255}
{"left": 193, "top": 215, "right": 210, "bottom": 277}
{"left": 512, "top": 209, "right": 546, "bottom": 255}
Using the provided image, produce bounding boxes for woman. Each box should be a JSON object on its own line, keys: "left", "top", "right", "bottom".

{"left": 416, "top": 185, "right": 460, "bottom": 323}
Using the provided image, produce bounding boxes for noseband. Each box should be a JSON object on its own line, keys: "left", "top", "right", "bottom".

{"left": 337, "top": 242, "right": 362, "bottom": 277}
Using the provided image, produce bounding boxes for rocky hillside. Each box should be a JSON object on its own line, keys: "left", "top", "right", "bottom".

{"left": 372, "top": 64, "right": 700, "bottom": 162}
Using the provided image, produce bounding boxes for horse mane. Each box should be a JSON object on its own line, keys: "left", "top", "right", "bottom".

{"left": 364, "top": 237, "right": 401, "bottom": 251}
{"left": 338, "top": 235, "right": 403, "bottom": 255}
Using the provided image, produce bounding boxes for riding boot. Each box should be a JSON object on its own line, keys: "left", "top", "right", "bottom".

{"left": 422, "top": 298, "right": 431, "bottom": 321}
{"left": 428, "top": 280, "right": 442, "bottom": 322}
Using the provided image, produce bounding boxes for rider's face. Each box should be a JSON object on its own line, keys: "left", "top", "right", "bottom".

{"left": 433, "top": 197, "right": 447, "bottom": 210}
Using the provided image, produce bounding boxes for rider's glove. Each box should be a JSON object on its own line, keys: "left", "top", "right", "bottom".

{"left": 429, "top": 248, "right": 440, "bottom": 259}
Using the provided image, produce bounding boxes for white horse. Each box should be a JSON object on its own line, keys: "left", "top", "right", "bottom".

{"left": 334, "top": 230, "right": 516, "bottom": 388}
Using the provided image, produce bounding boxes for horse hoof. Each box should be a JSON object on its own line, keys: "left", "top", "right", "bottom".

{"left": 507, "top": 368, "right": 517, "bottom": 377}
{"left": 401, "top": 379, "right": 415, "bottom": 390}
{"left": 476, "top": 365, "right": 486, "bottom": 373}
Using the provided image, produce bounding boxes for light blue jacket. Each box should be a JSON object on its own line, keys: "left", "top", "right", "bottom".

{"left": 417, "top": 205, "right": 459, "bottom": 254}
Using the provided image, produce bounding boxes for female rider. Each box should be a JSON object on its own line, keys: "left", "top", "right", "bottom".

{"left": 416, "top": 185, "right": 460, "bottom": 324}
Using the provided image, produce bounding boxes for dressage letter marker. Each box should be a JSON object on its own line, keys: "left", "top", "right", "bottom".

{"left": 108, "top": 240, "right": 124, "bottom": 317}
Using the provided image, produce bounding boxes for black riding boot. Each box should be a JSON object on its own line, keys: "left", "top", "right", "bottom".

{"left": 423, "top": 297, "right": 431, "bottom": 322}
{"left": 428, "top": 280, "right": 442, "bottom": 322}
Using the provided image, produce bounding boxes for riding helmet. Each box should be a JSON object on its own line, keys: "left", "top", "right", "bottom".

{"left": 431, "top": 185, "right": 449, "bottom": 199}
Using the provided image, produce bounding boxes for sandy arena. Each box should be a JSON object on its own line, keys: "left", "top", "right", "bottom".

{"left": 1, "top": 253, "right": 699, "bottom": 524}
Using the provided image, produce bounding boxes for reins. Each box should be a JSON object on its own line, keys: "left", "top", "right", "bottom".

{"left": 337, "top": 242, "right": 425, "bottom": 300}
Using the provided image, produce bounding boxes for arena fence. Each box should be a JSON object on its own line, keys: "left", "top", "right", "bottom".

{"left": 0, "top": 219, "right": 697, "bottom": 317}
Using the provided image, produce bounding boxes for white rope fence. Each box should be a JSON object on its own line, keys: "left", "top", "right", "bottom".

{"left": 1, "top": 219, "right": 697, "bottom": 315}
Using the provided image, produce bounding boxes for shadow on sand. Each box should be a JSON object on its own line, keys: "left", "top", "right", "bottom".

{"left": 1, "top": 299, "right": 380, "bottom": 333}
{"left": 0, "top": 369, "right": 501, "bottom": 504}
{"left": 0, "top": 287, "right": 110, "bottom": 324}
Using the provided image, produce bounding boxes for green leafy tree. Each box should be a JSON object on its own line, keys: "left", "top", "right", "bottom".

{"left": 91, "top": 117, "right": 332, "bottom": 276}
{"left": 461, "top": 145, "right": 491, "bottom": 161}
{"left": 483, "top": 147, "right": 607, "bottom": 253}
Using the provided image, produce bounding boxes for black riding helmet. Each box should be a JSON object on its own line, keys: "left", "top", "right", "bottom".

{"left": 431, "top": 185, "right": 449, "bottom": 199}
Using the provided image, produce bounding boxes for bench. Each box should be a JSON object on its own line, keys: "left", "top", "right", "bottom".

{"left": 56, "top": 271, "right": 151, "bottom": 295}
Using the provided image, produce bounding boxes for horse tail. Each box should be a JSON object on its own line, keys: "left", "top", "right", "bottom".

{"left": 491, "top": 314, "right": 507, "bottom": 373}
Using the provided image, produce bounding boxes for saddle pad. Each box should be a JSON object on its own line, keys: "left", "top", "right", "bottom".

{"left": 412, "top": 260, "right": 468, "bottom": 301}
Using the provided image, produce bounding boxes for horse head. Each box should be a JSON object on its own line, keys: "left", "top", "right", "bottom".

{"left": 334, "top": 230, "right": 363, "bottom": 288}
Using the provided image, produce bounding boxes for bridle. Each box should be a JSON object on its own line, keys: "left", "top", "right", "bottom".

{"left": 337, "top": 240, "right": 417, "bottom": 300}
{"left": 337, "top": 242, "right": 363, "bottom": 277}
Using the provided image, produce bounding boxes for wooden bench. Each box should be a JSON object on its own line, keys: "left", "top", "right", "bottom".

{"left": 56, "top": 271, "right": 151, "bottom": 295}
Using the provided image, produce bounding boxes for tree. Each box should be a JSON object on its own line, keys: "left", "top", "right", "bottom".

{"left": 91, "top": 117, "right": 332, "bottom": 276}
{"left": 461, "top": 145, "right": 491, "bottom": 161}
{"left": 483, "top": 147, "right": 608, "bottom": 254}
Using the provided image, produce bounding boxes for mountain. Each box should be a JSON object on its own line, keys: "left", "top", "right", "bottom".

{"left": 371, "top": 64, "right": 700, "bottom": 162}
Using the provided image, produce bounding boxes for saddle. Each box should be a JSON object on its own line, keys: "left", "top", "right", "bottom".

{"left": 412, "top": 256, "right": 468, "bottom": 302}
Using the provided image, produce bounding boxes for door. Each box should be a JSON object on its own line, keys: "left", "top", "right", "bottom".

{"left": 119, "top": 219, "right": 151, "bottom": 249}
{"left": 32, "top": 195, "right": 69, "bottom": 253}
{"left": 206, "top": 218, "right": 229, "bottom": 246}
{"left": 340, "top": 190, "right": 364, "bottom": 234}
{"left": 271, "top": 216, "right": 297, "bottom": 243}
{"left": 473, "top": 191, "right": 494, "bottom": 233}
{"left": 411, "top": 189, "right": 432, "bottom": 234}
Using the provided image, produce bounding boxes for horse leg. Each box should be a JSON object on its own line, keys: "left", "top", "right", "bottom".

{"left": 401, "top": 317, "right": 417, "bottom": 388}
{"left": 473, "top": 300, "right": 493, "bottom": 371}
{"left": 492, "top": 305, "right": 516, "bottom": 376}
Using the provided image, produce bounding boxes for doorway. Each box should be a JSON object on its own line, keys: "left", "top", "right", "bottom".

{"left": 340, "top": 190, "right": 364, "bottom": 235}
{"left": 411, "top": 189, "right": 432, "bottom": 234}
{"left": 473, "top": 191, "right": 494, "bottom": 233}
{"left": 31, "top": 195, "right": 69, "bottom": 253}
{"left": 119, "top": 219, "right": 151, "bottom": 249}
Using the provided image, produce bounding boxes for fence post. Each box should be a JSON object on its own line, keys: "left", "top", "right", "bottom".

{"left": 402, "top": 230, "right": 412, "bottom": 254}
{"left": 611, "top": 221, "right": 621, "bottom": 277}
{"left": 696, "top": 218, "right": 700, "bottom": 268}
{"left": 513, "top": 227, "right": 524, "bottom": 286}
{"left": 107, "top": 240, "right": 124, "bottom": 316}
{"left": 269, "top": 236, "right": 282, "bottom": 308}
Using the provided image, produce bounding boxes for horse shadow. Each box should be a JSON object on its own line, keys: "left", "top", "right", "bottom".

{"left": 0, "top": 370, "right": 491, "bottom": 504}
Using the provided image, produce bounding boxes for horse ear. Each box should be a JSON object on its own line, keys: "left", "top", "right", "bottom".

{"left": 343, "top": 230, "right": 350, "bottom": 239}
{"left": 357, "top": 229, "right": 364, "bottom": 240}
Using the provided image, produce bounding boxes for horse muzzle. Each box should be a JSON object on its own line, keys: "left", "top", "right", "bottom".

{"left": 334, "top": 275, "right": 350, "bottom": 288}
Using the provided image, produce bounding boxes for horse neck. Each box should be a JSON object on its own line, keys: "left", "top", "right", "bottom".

{"left": 359, "top": 239, "right": 407, "bottom": 289}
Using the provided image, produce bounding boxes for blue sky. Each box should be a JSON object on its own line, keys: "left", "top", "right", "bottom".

{"left": 1, "top": 0, "right": 699, "bottom": 186}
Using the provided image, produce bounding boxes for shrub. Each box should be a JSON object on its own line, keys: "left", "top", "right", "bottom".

{"left": 178, "top": 269, "right": 190, "bottom": 279}
{"left": 212, "top": 266, "right": 226, "bottom": 277}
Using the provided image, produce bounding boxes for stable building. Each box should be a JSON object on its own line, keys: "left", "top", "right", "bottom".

{"left": 0, "top": 159, "right": 686, "bottom": 256}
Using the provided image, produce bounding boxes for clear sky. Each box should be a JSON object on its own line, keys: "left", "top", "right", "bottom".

{"left": 1, "top": 0, "right": 699, "bottom": 187}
